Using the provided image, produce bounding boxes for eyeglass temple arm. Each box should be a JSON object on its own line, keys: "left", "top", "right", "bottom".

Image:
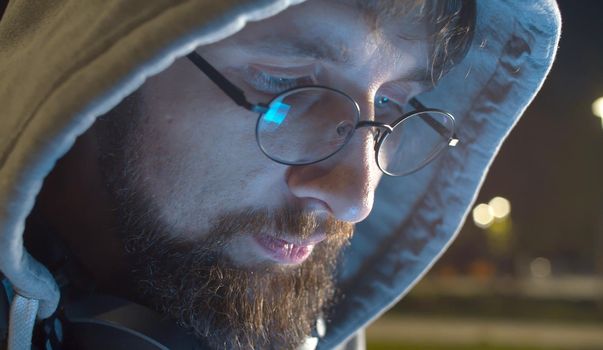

{"left": 186, "top": 51, "right": 267, "bottom": 113}
{"left": 409, "top": 98, "right": 459, "bottom": 146}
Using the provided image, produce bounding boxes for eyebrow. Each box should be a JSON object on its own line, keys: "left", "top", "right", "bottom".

{"left": 251, "top": 36, "right": 352, "bottom": 65}
{"left": 406, "top": 68, "right": 434, "bottom": 91}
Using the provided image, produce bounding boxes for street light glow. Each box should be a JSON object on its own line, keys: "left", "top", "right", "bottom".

{"left": 489, "top": 196, "right": 511, "bottom": 219}
{"left": 593, "top": 97, "right": 603, "bottom": 129}
{"left": 472, "top": 203, "right": 494, "bottom": 228}
{"left": 530, "top": 257, "right": 552, "bottom": 278}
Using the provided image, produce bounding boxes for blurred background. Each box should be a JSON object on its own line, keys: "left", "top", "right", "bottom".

{"left": 366, "top": 1, "right": 603, "bottom": 349}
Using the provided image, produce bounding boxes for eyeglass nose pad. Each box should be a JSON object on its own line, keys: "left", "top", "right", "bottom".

{"left": 372, "top": 128, "right": 381, "bottom": 142}
{"left": 335, "top": 121, "right": 354, "bottom": 138}
{"left": 371, "top": 128, "right": 383, "bottom": 152}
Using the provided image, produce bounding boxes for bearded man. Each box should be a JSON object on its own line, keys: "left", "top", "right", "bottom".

{"left": 0, "top": 0, "right": 560, "bottom": 349}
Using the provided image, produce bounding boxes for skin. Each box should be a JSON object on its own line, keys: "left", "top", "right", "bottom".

{"left": 38, "top": 0, "right": 431, "bottom": 287}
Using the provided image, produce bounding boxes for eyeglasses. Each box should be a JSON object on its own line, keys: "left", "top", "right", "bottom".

{"left": 186, "top": 51, "right": 459, "bottom": 176}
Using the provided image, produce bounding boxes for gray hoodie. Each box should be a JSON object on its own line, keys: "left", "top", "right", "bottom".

{"left": 0, "top": 0, "right": 561, "bottom": 349}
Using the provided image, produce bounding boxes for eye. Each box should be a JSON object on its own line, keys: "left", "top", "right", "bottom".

{"left": 374, "top": 95, "right": 405, "bottom": 123}
{"left": 244, "top": 67, "right": 314, "bottom": 94}
{"left": 375, "top": 96, "right": 392, "bottom": 108}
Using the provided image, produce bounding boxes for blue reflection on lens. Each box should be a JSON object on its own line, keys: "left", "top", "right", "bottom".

{"left": 263, "top": 101, "right": 291, "bottom": 125}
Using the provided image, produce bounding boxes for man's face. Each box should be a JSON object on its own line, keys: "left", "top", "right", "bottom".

{"left": 124, "top": 0, "right": 429, "bottom": 267}
{"left": 97, "top": 0, "right": 431, "bottom": 348}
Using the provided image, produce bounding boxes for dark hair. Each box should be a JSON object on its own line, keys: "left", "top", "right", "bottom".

{"left": 346, "top": 0, "right": 477, "bottom": 84}
{"left": 427, "top": 0, "right": 476, "bottom": 82}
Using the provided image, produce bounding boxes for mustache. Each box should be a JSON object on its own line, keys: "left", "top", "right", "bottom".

{"left": 122, "top": 205, "right": 355, "bottom": 265}
{"left": 208, "top": 206, "right": 355, "bottom": 243}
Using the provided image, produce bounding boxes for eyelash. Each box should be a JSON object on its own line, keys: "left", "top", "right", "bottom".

{"left": 245, "top": 68, "right": 314, "bottom": 94}
{"left": 243, "top": 66, "right": 407, "bottom": 114}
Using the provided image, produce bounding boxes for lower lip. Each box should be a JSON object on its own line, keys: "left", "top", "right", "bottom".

{"left": 253, "top": 234, "right": 316, "bottom": 265}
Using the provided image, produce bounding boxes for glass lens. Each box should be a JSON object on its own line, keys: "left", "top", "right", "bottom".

{"left": 378, "top": 111, "right": 455, "bottom": 175}
{"left": 257, "top": 87, "right": 359, "bottom": 164}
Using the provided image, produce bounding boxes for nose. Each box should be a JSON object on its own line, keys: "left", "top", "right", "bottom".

{"left": 286, "top": 101, "right": 382, "bottom": 223}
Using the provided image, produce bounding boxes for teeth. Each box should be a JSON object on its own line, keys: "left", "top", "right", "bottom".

{"left": 278, "top": 243, "right": 302, "bottom": 257}
{"left": 255, "top": 234, "right": 317, "bottom": 263}
{"left": 259, "top": 235, "right": 314, "bottom": 258}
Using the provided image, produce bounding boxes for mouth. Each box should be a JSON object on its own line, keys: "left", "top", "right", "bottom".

{"left": 253, "top": 233, "right": 326, "bottom": 265}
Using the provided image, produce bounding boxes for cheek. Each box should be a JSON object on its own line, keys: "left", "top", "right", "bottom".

{"left": 131, "top": 60, "right": 282, "bottom": 234}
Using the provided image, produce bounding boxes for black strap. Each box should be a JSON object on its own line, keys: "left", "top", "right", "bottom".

{"left": 60, "top": 295, "right": 207, "bottom": 349}
{"left": 40, "top": 315, "right": 63, "bottom": 350}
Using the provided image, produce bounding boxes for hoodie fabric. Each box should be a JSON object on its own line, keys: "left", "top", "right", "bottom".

{"left": 0, "top": 0, "right": 560, "bottom": 349}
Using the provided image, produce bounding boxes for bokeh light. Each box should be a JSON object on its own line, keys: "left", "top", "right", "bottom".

{"left": 488, "top": 196, "right": 511, "bottom": 219}
{"left": 593, "top": 97, "right": 603, "bottom": 128}
{"left": 472, "top": 203, "right": 494, "bottom": 228}
{"left": 530, "top": 257, "right": 552, "bottom": 278}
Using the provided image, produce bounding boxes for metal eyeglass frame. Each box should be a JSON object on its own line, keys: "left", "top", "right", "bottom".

{"left": 186, "top": 51, "right": 459, "bottom": 176}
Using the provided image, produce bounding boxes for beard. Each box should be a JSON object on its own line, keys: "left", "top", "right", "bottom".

{"left": 95, "top": 96, "right": 354, "bottom": 349}
{"left": 120, "top": 205, "right": 352, "bottom": 349}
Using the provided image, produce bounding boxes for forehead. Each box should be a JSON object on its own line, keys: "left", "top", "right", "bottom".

{"left": 212, "top": 0, "right": 431, "bottom": 84}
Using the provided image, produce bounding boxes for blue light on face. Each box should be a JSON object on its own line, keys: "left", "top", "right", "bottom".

{"left": 263, "top": 101, "right": 291, "bottom": 125}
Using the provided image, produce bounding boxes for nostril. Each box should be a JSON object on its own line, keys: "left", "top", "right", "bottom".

{"left": 297, "top": 197, "right": 332, "bottom": 216}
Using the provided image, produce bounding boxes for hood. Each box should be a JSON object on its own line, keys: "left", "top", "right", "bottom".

{"left": 0, "top": 0, "right": 560, "bottom": 349}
